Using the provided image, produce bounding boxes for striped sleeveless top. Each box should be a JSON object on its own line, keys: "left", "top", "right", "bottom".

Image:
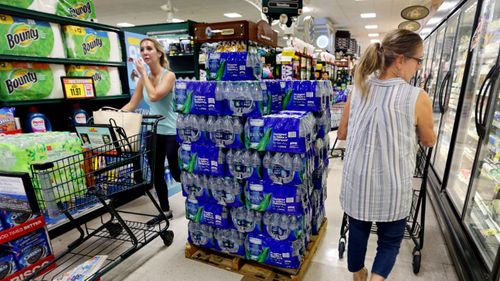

{"left": 340, "top": 76, "right": 420, "bottom": 222}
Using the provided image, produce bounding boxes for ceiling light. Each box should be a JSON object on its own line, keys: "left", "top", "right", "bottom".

{"left": 117, "top": 22, "right": 135, "bottom": 27}
{"left": 365, "top": 25, "right": 378, "bottom": 29}
{"left": 368, "top": 33, "right": 379, "bottom": 37}
{"left": 224, "top": 13, "right": 242, "bottom": 18}
{"left": 370, "top": 39, "right": 381, "bottom": 43}
{"left": 302, "top": 6, "right": 313, "bottom": 13}
{"left": 172, "top": 18, "right": 183, "bottom": 23}
{"left": 316, "top": 35, "right": 330, "bottom": 49}
{"left": 401, "top": 5, "right": 430, "bottom": 20}
{"left": 398, "top": 20, "right": 421, "bottom": 31}
{"left": 360, "top": 13, "right": 376, "bottom": 18}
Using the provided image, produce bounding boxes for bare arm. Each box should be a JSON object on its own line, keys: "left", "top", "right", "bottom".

{"left": 121, "top": 78, "right": 144, "bottom": 112}
{"left": 337, "top": 95, "right": 351, "bottom": 140}
{"left": 142, "top": 71, "right": 176, "bottom": 102}
{"left": 416, "top": 91, "right": 436, "bottom": 147}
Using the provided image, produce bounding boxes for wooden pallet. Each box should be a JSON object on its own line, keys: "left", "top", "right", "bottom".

{"left": 185, "top": 218, "right": 328, "bottom": 281}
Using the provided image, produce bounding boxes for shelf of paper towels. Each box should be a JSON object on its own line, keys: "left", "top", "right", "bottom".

{"left": 0, "top": 9, "right": 124, "bottom": 102}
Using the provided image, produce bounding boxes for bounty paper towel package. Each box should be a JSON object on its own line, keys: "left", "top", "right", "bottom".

{"left": 0, "top": 14, "right": 65, "bottom": 58}
{"left": 64, "top": 25, "right": 122, "bottom": 62}
{"left": 56, "top": 0, "right": 96, "bottom": 21}
{"left": 66, "top": 65, "right": 122, "bottom": 96}
{"left": 0, "top": 0, "right": 38, "bottom": 9}
{"left": 0, "top": 62, "right": 65, "bottom": 101}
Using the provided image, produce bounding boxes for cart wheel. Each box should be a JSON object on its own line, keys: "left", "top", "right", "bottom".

{"left": 106, "top": 222, "right": 123, "bottom": 238}
{"left": 160, "top": 230, "right": 174, "bottom": 246}
{"left": 338, "top": 239, "right": 346, "bottom": 259}
{"left": 412, "top": 247, "right": 421, "bottom": 274}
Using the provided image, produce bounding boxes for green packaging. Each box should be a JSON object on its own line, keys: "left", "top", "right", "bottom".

{"left": 56, "top": 0, "right": 96, "bottom": 21}
{"left": 0, "top": 62, "right": 65, "bottom": 101}
{"left": 0, "top": 0, "right": 35, "bottom": 9}
{"left": 0, "top": 14, "right": 58, "bottom": 57}
{"left": 66, "top": 65, "right": 111, "bottom": 97}
{"left": 64, "top": 25, "right": 111, "bottom": 61}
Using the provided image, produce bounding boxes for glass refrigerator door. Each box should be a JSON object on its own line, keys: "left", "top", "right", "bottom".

{"left": 428, "top": 26, "right": 447, "bottom": 103}
{"left": 432, "top": 14, "right": 460, "bottom": 166}
{"left": 422, "top": 33, "right": 438, "bottom": 91}
{"left": 462, "top": 0, "right": 500, "bottom": 269}
{"left": 434, "top": 1, "right": 478, "bottom": 181}
{"left": 450, "top": 0, "right": 500, "bottom": 269}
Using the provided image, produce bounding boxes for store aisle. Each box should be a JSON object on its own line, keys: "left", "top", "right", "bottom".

{"left": 50, "top": 152, "right": 460, "bottom": 281}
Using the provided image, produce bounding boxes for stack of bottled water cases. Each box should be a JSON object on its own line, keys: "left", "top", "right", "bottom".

{"left": 176, "top": 79, "right": 332, "bottom": 269}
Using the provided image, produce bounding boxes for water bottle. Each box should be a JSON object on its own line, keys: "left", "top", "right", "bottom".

{"left": 245, "top": 235, "right": 264, "bottom": 262}
{"left": 174, "top": 81, "right": 188, "bottom": 112}
{"left": 245, "top": 181, "right": 264, "bottom": 210}
{"left": 233, "top": 117, "right": 243, "bottom": 146}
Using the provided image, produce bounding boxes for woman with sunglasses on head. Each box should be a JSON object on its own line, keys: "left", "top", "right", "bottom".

{"left": 122, "top": 37, "right": 180, "bottom": 225}
{"left": 338, "top": 29, "right": 436, "bottom": 281}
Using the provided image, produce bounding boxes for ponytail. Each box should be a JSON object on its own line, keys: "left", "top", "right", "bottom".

{"left": 354, "top": 42, "right": 384, "bottom": 97}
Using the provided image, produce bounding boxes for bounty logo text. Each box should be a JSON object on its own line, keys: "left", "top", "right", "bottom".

{"left": 69, "top": 2, "right": 93, "bottom": 19}
{"left": 85, "top": 70, "right": 102, "bottom": 82}
{"left": 82, "top": 34, "right": 103, "bottom": 55}
{"left": 5, "top": 70, "right": 38, "bottom": 95}
{"left": 6, "top": 24, "right": 40, "bottom": 49}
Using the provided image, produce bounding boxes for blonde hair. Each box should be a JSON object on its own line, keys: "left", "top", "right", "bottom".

{"left": 140, "top": 37, "right": 170, "bottom": 69}
{"left": 354, "top": 29, "right": 423, "bottom": 96}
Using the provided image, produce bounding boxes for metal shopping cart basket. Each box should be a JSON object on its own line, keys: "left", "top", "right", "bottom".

{"left": 329, "top": 102, "right": 346, "bottom": 159}
{"left": 27, "top": 116, "right": 174, "bottom": 281}
{"left": 337, "top": 144, "right": 433, "bottom": 274}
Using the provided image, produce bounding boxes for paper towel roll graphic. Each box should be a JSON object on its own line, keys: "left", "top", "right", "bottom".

{"left": 108, "top": 32, "right": 123, "bottom": 62}
{"left": 107, "top": 66, "right": 122, "bottom": 96}
{"left": 37, "top": 0, "right": 58, "bottom": 14}
{"left": 0, "top": 62, "right": 65, "bottom": 101}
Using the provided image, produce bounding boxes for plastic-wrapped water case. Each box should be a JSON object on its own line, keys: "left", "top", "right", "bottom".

{"left": 200, "top": 203, "right": 231, "bottom": 229}
{"left": 311, "top": 189, "right": 326, "bottom": 235}
{"left": 180, "top": 173, "right": 213, "bottom": 203}
{"left": 176, "top": 114, "right": 207, "bottom": 145}
{"left": 244, "top": 117, "right": 267, "bottom": 151}
{"left": 263, "top": 212, "right": 305, "bottom": 242}
{"left": 214, "top": 227, "right": 246, "bottom": 256}
{"left": 206, "top": 116, "right": 245, "bottom": 149}
{"left": 222, "top": 81, "right": 270, "bottom": 117}
{"left": 230, "top": 206, "right": 262, "bottom": 234}
{"left": 226, "top": 149, "right": 262, "bottom": 180}
{"left": 244, "top": 180, "right": 308, "bottom": 214}
{"left": 208, "top": 176, "right": 245, "bottom": 207}
{"left": 188, "top": 221, "right": 215, "bottom": 249}
{"left": 313, "top": 165, "right": 328, "bottom": 191}
{"left": 178, "top": 144, "right": 226, "bottom": 176}
{"left": 282, "top": 81, "right": 324, "bottom": 112}
{"left": 314, "top": 109, "right": 332, "bottom": 139}
{"left": 269, "top": 80, "right": 285, "bottom": 114}
{"left": 185, "top": 197, "right": 203, "bottom": 223}
{"left": 263, "top": 111, "right": 315, "bottom": 154}
{"left": 191, "top": 81, "right": 224, "bottom": 115}
{"left": 262, "top": 152, "right": 310, "bottom": 185}
{"left": 245, "top": 234, "right": 306, "bottom": 269}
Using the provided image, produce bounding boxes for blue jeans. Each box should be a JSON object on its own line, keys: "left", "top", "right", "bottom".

{"left": 347, "top": 216, "right": 406, "bottom": 278}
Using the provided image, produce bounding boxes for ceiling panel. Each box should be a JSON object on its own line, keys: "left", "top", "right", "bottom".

{"left": 93, "top": 0, "right": 448, "bottom": 52}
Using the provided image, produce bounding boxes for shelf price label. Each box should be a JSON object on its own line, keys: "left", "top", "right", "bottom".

{"left": 61, "top": 76, "right": 96, "bottom": 99}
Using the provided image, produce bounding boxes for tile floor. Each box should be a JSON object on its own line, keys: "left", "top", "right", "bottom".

{"left": 50, "top": 155, "right": 459, "bottom": 281}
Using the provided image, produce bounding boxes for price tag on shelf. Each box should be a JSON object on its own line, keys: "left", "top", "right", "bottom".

{"left": 61, "top": 77, "right": 96, "bottom": 99}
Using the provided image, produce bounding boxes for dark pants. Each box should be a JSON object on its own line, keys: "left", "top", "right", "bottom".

{"left": 149, "top": 134, "right": 181, "bottom": 211}
{"left": 347, "top": 216, "right": 406, "bottom": 279}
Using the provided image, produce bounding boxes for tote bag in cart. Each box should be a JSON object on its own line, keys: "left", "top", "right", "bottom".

{"left": 93, "top": 106, "right": 143, "bottom": 152}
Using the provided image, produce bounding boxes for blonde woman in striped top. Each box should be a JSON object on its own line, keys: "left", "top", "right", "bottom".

{"left": 338, "top": 29, "right": 436, "bottom": 281}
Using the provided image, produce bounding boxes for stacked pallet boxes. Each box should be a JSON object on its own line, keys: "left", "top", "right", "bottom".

{"left": 175, "top": 78, "right": 332, "bottom": 269}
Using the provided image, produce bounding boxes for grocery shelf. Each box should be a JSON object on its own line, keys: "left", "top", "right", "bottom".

{"left": 0, "top": 216, "right": 46, "bottom": 244}
{"left": 167, "top": 53, "right": 195, "bottom": 57}
{"left": 0, "top": 4, "right": 121, "bottom": 32}
{"left": 1, "top": 95, "right": 129, "bottom": 107}
{"left": 0, "top": 54, "right": 126, "bottom": 67}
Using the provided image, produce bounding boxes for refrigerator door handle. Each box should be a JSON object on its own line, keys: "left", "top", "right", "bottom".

{"left": 439, "top": 72, "right": 451, "bottom": 113}
{"left": 424, "top": 74, "right": 432, "bottom": 92}
{"left": 480, "top": 65, "right": 500, "bottom": 133}
{"left": 475, "top": 66, "right": 495, "bottom": 137}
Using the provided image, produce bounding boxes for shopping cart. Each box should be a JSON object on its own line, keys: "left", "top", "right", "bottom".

{"left": 337, "top": 144, "right": 433, "bottom": 274}
{"left": 329, "top": 102, "right": 346, "bottom": 159}
{"left": 28, "top": 116, "right": 174, "bottom": 281}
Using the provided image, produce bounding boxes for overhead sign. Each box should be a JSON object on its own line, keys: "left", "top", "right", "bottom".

{"left": 262, "top": 0, "right": 302, "bottom": 14}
